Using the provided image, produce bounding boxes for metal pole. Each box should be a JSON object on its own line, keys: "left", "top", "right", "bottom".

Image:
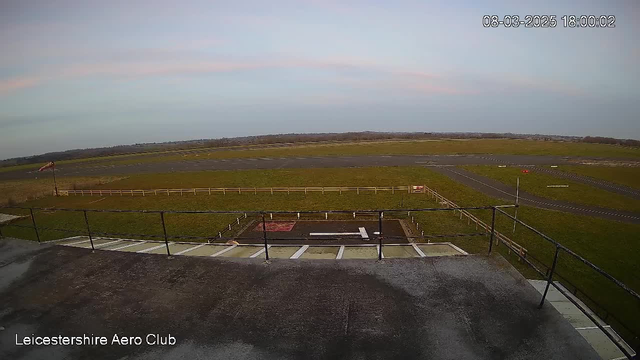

{"left": 83, "top": 210, "right": 94, "bottom": 250}
{"left": 160, "top": 212, "right": 170, "bottom": 256}
{"left": 0, "top": 223, "right": 3, "bottom": 238}
{"left": 488, "top": 207, "right": 496, "bottom": 254}
{"left": 378, "top": 211, "right": 383, "bottom": 260}
{"left": 52, "top": 162, "right": 59, "bottom": 196}
{"left": 29, "top": 208, "right": 41, "bottom": 243}
{"left": 539, "top": 246, "right": 560, "bottom": 309}
{"left": 262, "top": 213, "right": 270, "bottom": 260}
{"left": 513, "top": 177, "right": 519, "bottom": 233}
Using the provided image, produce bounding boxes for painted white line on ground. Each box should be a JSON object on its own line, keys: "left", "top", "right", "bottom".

{"left": 210, "top": 245, "right": 237, "bottom": 257}
{"left": 447, "top": 243, "right": 469, "bottom": 255}
{"left": 66, "top": 239, "right": 91, "bottom": 246}
{"left": 290, "top": 245, "right": 309, "bottom": 259}
{"left": 336, "top": 245, "right": 345, "bottom": 259}
{"left": 94, "top": 239, "right": 122, "bottom": 248}
{"left": 250, "top": 246, "right": 270, "bottom": 258}
{"left": 310, "top": 232, "right": 360, "bottom": 236}
{"left": 174, "top": 244, "right": 206, "bottom": 255}
{"left": 138, "top": 243, "right": 171, "bottom": 253}
{"left": 359, "top": 227, "right": 369, "bottom": 240}
{"left": 575, "top": 325, "right": 611, "bottom": 330}
{"left": 411, "top": 243, "right": 427, "bottom": 257}
{"left": 112, "top": 241, "right": 146, "bottom": 251}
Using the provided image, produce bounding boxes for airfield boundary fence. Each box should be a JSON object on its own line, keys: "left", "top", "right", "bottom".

{"left": 59, "top": 185, "right": 419, "bottom": 197}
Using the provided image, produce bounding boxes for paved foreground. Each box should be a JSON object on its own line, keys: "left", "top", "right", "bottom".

{"left": 0, "top": 238, "right": 599, "bottom": 359}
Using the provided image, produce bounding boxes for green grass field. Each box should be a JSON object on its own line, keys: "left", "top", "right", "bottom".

{"left": 461, "top": 165, "right": 640, "bottom": 212}
{"left": 559, "top": 165, "right": 640, "bottom": 190}
{"left": 1, "top": 138, "right": 634, "bottom": 173}
{"left": 85, "top": 139, "right": 640, "bottom": 168}
{"left": 1, "top": 166, "right": 639, "bottom": 343}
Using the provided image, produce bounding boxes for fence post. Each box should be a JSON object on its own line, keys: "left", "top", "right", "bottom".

{"left": 83, "top": 210, "right": 94, "bottom": 250}
{"left": 29, "top": 208, "right": 41, "bottom": 243}
{"left": 538, "top": 246, "right": 560, "bottom": 309}
{"left": 262, "top": 213, "right": 270, "bottom": 260}
{"left": 378, "top": 211, "right": 383, "bottom": 260}
{"left": 488, "top": 207, "right": 496, "bottom": 254}
{"left": 160, "top": 212, "right": 171, "bottom": 256}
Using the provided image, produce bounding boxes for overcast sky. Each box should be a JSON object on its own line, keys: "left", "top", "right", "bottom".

{"left": 0, "top": 0, "right": 638, "bottom": 159}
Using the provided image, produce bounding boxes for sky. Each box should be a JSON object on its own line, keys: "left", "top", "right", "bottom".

{"left": 0, "top": 0, "right": 639, "bottom": 159}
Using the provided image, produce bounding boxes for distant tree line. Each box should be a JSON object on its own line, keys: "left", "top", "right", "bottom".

{"left": 1, "top": 131, "right": 636, "bottom": 168}
{"left": 580, "top": 136, "right": 640, "bottom": 147}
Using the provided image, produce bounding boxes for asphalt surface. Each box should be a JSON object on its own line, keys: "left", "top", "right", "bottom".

{"left": 235, "top": 220, "right": 407, "bottom": 245}
{"left": 0, "top": 238, "right": 599, "bottom": 360}
{"left": 430, "top": 166, "right": 640, "bottom": 224}
{"left": 0, "top": 154, "right": 603, "bottom": 181}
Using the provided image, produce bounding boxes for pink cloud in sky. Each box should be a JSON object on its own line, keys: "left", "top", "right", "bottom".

{"left": 0, "top": 56, "right": 583, "bottom": 98}
{"left": 0, "top": 77, "right": 42, "bottom": 94}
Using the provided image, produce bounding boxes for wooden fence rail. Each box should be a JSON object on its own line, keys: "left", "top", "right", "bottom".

{"left": 422, "top": 186, "right": 528, "bottom": 259}
{"left": 59, "top": 185, "right": 423, "bottom": 197}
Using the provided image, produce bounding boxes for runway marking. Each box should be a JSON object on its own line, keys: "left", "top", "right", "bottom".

{"left": 336, "top": 245, "right": 345, "bottom": 259}
{"left": 112, "top": 241, "right": 146, "bottom": 251}
{"left": 359, "top": 227, "right": 369, "bottom": 240}
{"left": 174, "top": 244, "right": 206, "bottom": 255}
{"left": 66, "top": 239, "right": 91, "bottom": 246}
{"left": 290, "top": 245, "right": 309, "bottom": 259}
{"left": 412, "top": 243, "right": 426, "bottom": 257}
{"left": 95, "top": 239, "right": 122, "bottom": 248}
{"left": 250, "top": 246, "right": 270, "bottom": 258}
{"left": 210, "top": 245, "right": 237, "bottom": 257}
{"left": 137, "top": 243, "right": 171, "bottom": 253}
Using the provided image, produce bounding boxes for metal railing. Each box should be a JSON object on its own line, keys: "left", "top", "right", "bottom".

{"left": 494, "top": 207, "right": 638, "bottom": 359}
{"left": 0, "top": 203, "right": 637, "bottom": 358}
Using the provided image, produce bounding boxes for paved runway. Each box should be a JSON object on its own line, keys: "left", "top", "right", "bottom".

{"left": 430, "top": 166, "right": 640, "bottom": 224}
{"left": 0, "top": 154, "right": 597, "bottom": 181}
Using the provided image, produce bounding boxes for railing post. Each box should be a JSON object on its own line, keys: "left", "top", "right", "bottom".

{"left": 488, "top": 207, "right": 496, "bottom": 254}
{"left": 29, "top": 208, "right": 41, "bottom": 243}
{"left": 160, "top": 212, "right": 171, "bottom": 256}
{"left": 539, "top": 246, "right": 560, "bottom": 309}
{"left": 83, "top": 210, "right": 94, "bottom": 250}
{"left": 378, "top": 211, "right": 383, "bottom": 260}
{"left": 262, "top": 213, "right": 270, "bottom": 260}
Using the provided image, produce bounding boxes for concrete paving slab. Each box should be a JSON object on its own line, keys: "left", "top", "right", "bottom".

{"left": 418, "top": 244, "right": 462, "bottom": 257}
{"left": 218, "top": 246, "right": 265, "bottom": 258}
{"left": 342, "top": 246, "right": 378, "bottom": 259}
{"left": 99, "top": 240, "right": 140, "bottom": 250}
{"left": 118, "top": 242, "right": 162, "bottom": 252}
{"left": 578, "top": 328, "right": 627, "bottom": 360}
{"left": 55, "top": 236, "right": 89, "bottom": 245}
{"left": 182, "top": 244, "right": 228, "bottom": 256}
{"left": 382, "top": 245, "right": 420, "bottom": 258}
{"left": 549, "top": 301, "right": 598, "bottom": 328}
{"left": 75, "top": 239, "right": 115, "bottom": 248}
{"left": 147, "top": 243, "right": 197, "bottom": 255}
{"left": 299, "top": 246, "right": 339, "bottom": 259}
{"left": 266, "top": 246, "right": 300, "bottom": 259}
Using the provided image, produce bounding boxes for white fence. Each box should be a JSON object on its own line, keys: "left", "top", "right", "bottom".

{"left": 59, "top": 185, "right": 424, "bottom": 197}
